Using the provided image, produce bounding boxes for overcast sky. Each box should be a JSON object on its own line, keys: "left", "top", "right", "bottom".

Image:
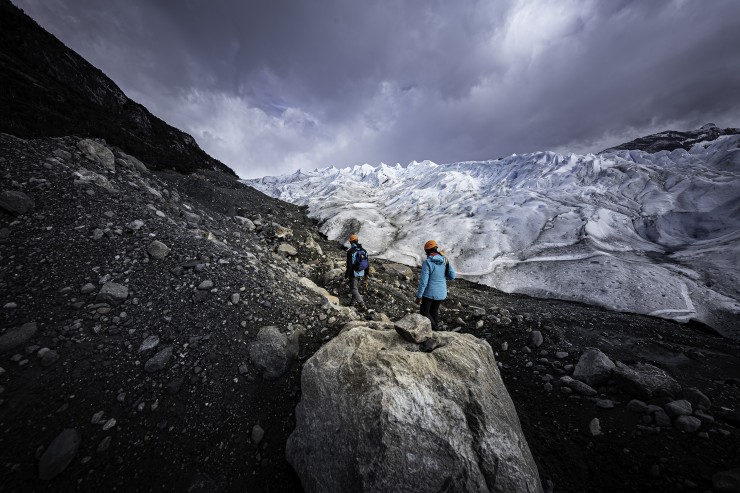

{"left": 16, "top": 0, "right": 740, "bottom": 178}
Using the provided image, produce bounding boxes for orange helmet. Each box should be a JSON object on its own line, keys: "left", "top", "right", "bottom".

{"left": 348, "top": 234, "right": 359, "bottom": 242}
{"left": 424, "top": 240, "right": 438, "bottom": 250}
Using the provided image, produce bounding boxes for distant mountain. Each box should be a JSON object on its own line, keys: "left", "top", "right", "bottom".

{"left": 0, "top": 0, "right": 235, "bottom": 176}
{"left": 248, "top": 130, "right": 740, "bottom": 338}
{"left": 600, "top": 123, "right": 740, "bottom": 154}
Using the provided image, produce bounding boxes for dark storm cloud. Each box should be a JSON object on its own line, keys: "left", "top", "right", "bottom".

{"left": 15, "top": 0, "right": 740, "bottom": 178}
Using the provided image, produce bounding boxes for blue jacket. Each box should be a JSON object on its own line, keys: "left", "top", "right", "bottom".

{"left": 416, "top": 253, "right": 455, "bottom": 300}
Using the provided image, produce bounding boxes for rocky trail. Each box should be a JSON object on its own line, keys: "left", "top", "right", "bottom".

{"left": 1, "top": 134, "right": 739, "bottom": 492}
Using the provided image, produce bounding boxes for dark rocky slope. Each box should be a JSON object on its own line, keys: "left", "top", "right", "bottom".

{"left": 600, "top": 123, "right": 740, "bottom": 154}
{"left": 1, "top": 134, "right": 739, "bottom": 492}
{"left": 0, "top": 0, "right": 235, "bottom": 177}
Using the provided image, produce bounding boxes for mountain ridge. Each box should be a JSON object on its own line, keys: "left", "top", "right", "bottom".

{"left": 0, "top": 0, "right": 236, "bottom": 177}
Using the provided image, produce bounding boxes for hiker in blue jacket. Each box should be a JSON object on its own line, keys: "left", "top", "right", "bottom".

{"left": 345, "top": 233, "right": 368, "bottom": 311}
{"left": 415, "top": 239, "right": 456, "bottom": 330}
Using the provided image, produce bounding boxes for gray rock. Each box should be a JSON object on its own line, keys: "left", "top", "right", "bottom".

{"left": 252, "top": 425, "right": 265, "bottom": 445}
{"left": 653, "top": 409, "right": 672, "bottom": 427}
{"left": 182, "top": 211, "right": 201, "bottom": 224}
{"left": 77, "top": 139, "right": 115, "bottom": 171}
{"left": 230, "top": 293, "right": 241, "bottom": 305}
{"left": 276, "top": 243, "right": 298, "bottom": 256}
{"left": 138, "top": 335, "right": 160, "bottom": 352}
{"left": 147, "top": 240, "right": 170, "bottom": 259}
{"left": 96, "top": 282, "right": 128, "bottom": 305}
{"left": 234, "top": 216, "right": 256, "bottom": 230}
{"left": 117, "top": 152, "right": 147, "bottom": 173}
{"left": 38, "top": 429, "right": 81, "bottom": 480}
{"left": 286, "top": 328, "right": 542, "bottom": 493}
{"left": 127, "top": 220, "right": 145, "bottom": 231}
{"left": 559, "top": 375, "right": 597, "bottom": 396}
{"left": 0, "top": 190, "right": 35, "bottom": 214}
{"left": 53, "top": 149, "right": 72, "bottom": 160}
{"left": 144, "top": 346, "right": 173, "bottom": 373}
{"left": 555, "top": 351, "right": 569, "bottom": 359}
{"left": 626, "top": 399, "right": 648, "bottom": 413}
{"left": 713, "top": 467, "right": 740, "bottom": 493}
{"left": 248, "top": 326, "right": 295, "bottom": 379}
{"left": 394, "top": 313, "right": 433, "bottom": 343}
{"left": 192, "top": 290, "right": 209, "bottom": 303}
{"left": 596, "top": 399, "right": 615, "bottom": 409}
{"left": 679, "top": 387, "right": 711, "bottom": 411}
{"left": 529, "top": 330, "right": 543, "bottom": 348}
{"left": 97, "top": 436, "right": 112, "bottom": 453}
{"left": 81, "top": 283, "right": 96, "bottom": 294}
{"left": 197, "top": 280, "right": 213, "bottom": 290}
{"left": 588, "top": 417, "right": 602, "bottom": 436}
{"left": 612, "top": 362, "right": 681, "bottom": 400}
{"left": 674, "top": 415, "right": 701, "bottom": 433}
{"left": 40, "top": 350, "right": 59, "bottom": 367}
{"left": 664, "top": 399, "right": 692, "bottom": 418}
{"left": 0, "top": 322, "right": 37, "bottom": 353}
{"left": 573, "top": 348, "right": 615, "bottom": 386}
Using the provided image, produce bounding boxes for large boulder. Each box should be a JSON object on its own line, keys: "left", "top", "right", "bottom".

{"left": 612, "top": 362, "right": 682, "bottom": 400}
{"left": 286, "top": 327, "right": 542, "bottom": 493}
{"left": 572, "top": 348, "right": 615, "bottom": 386}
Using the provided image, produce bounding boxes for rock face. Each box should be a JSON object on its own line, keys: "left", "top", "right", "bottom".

{"left": 286, "top": 327, "right": 542, "bottom": 493}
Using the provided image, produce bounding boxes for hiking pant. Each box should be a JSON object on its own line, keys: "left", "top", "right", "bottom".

{"left": 349, "top": 277, "right": 365, "bottom": 306}
{"left": 420, "top": 297, "right": 442, "bottom": 331}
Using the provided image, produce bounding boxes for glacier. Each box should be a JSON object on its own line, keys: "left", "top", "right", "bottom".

{"left": 246, "top": 135, "right": 740, "bottom": 339}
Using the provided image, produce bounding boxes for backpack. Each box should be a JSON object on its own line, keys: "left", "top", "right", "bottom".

{"left": 353, "top": 247, "right": 369, "bottom": 272}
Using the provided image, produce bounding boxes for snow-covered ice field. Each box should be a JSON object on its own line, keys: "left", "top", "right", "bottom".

{"left": 247, "top": 135, "right": 740, "bottom": 339}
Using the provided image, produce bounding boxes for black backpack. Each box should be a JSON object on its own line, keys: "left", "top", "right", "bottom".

{"left": 353, "top": 247, "right": 369, "bottom": 272}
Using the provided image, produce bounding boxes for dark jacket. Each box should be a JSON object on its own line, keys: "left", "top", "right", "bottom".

{"left": 345, "top": 242, "right": 366, "bottom": 278}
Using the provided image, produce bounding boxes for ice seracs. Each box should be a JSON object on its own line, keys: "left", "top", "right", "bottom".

{"left": 247, "top": 134, "right": 740, "bottom": 338}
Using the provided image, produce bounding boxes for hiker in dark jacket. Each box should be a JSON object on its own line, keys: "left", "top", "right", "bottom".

{"left": 345, "top": 233, "right": 367, "bottom": 311}
{"left": 415, "top": 239, "right": 456, "bottom": 330}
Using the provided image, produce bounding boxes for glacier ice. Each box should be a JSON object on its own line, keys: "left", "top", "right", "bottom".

{"left": 246, "top": 135, "right": 740, "bottom": 339}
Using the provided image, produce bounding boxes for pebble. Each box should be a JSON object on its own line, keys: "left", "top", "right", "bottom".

{"left": 664, "top": 399, "right": 692, "bottom": 417}
{"left": 91, "top": 411, "right": 104, "bottom": 424}
{"left": 596, "top": 399, "right": 615, "bottom": 409}
{"left": 102, "top": 418, "right": 116, "bottom": 431}
{"left": 588, "top": 418, "right": 602, "bottom": 436}
{"left": 252, "top": 425, "right": 265, "bottom": 445}
{"left": 40, "top": 350, "right": 59, "bottom": 367}
{"left": 97, "top": 436, "right": 112, "bottom": 453}
{"left": 555, "top": 351, "right": 569, "bottom": 359}
{"left": 80, "top": 283, "right": 96, "bottom": 294}
{"left": 138, "top": 335, "right": 160, "bottom": 352}
{"left": 198, "top": 280, "right": 214, "bottom": 290}
{"left": 529, "top": 331, "right": 543, "bottom": 348}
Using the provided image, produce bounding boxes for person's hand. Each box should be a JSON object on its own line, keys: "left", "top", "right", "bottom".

{"left": 415, "top": 297, "right": 422, "bottom": 305}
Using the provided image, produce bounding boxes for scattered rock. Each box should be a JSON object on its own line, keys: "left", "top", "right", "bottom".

{"left": 144, "top": 346, "right": 173, "bottom": 373}
{"left": 0, "top": 322, "right": 37, "bottom": 353}
{"left": 252, "top": 425, "right": 265, "bottom": 445}
{"left": 40, "top": 350, "right": 59, "bottom": 367}
{"left": 248, "top": 327, "right": 296, "bottom": 380}
{"left": 138, "top": 335, "right": 160, "bottom": 352}
{"left": 679, "top": 387, "right": 711, "bottom": 411}
{"left": 393, "top": 313, "right": 432, "bottom": 343}
{"left": 276, "top": 243, "right": 297, "bottom": 256}
{"left": 529, "top": 330, "right": 543, "bottom": 348}
{"left": 147, "top": 240, "right": 170, "bottom": 259}
{"left": 713, "top": 467, "right": 740, "bottom": 493}
{"left": 96, "top": 282, "right": 128, "bottom": 305}
{"left": 612, "top": 362, "right": 681, "bottom": 400}
{"left": 572, "top": 348, "right": 615, "bottom": 386}
{"left": 674, "top": 415, "right": 702, "bottom": 433}
{"left": 0, "top": 190, "right": 35, "bottom": 214}
{"left": 197, "top": 280, "right": 213, "bottom": 290}
{"left": 38, "top": 429, "right": 81, "bottom": 480}
{"left": 77, "top": 138, "right": 115, "bottom": 171}
{"left": 588, "top": 418, "right": 602, "bottom": 436}
{"left": 559, "top": 375, "right": 597, "bottom": 396}
{"left": 664, "top": 400, "right": 692, "bottom": 418}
